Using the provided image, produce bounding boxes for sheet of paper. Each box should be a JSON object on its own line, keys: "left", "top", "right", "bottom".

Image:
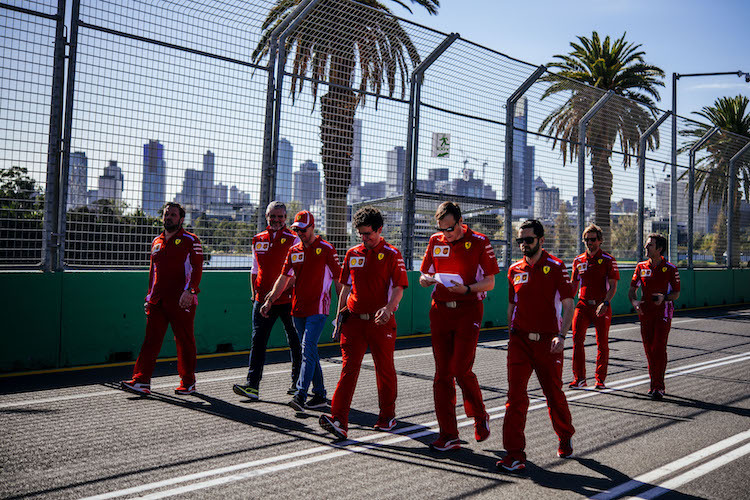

{"left": 433, "top": 273, "right": 464, "bottom": 287}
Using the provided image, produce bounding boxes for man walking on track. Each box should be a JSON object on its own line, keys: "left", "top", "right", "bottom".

{"left": 319, "top": 207, "right": 409, "bottom": 441}
{"left": 628, "top": 233, "right": 680, "bottom": 401}
{"left": 500, "top": 219, "right": 575, "bottom": 472}
{"left": 121, "top": 202, "right": 203, "bottom": 396}
{"left": 419, "top": 201, "right": 499, "bottom": 452}
{"left": 233, "top": 201, "right": 302, "bottom": 401}
{"left": 569, "top": 224, "right": 619, "bottom": 390}
{"left": 261, "top": 210, "right": 342, "bottom": 412}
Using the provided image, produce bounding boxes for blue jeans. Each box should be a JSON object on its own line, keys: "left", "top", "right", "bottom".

{"left": 293, "top": 314, "right": 327, "bottom": 399}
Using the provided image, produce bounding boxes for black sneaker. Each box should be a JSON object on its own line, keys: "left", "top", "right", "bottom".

{"left": 651, "top": 389, "right": 664, "bottom": 401}
{"left": 288, "top": 393, "right": 306, "bottom": 412}
{"left": 233, "top": 384, "right": 259, "bottom": 401}
{"left": 287, "top": 384, "right": 298, "bottom": 395}
{"left": 306, "top": 394, "right": 329, "bottom": 410}
{"left": 319, "top": 414, "right": 347, "bottom": 440}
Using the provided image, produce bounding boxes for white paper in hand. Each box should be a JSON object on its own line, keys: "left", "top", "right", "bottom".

{"left": 434, "top": 273, "right": 463, "bottom": 287}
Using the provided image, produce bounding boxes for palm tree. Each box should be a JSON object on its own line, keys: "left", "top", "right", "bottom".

{"left": 680, "top": 95, "right": 750, "bottom": 266}
{"left": 253, "top": 0, "right": 439, "bottom": 256}
{"left": 538, "top": 32, "right": 665, "bottom": 245}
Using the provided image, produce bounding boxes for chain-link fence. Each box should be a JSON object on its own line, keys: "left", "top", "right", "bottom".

{"left": 2, "top": 0, "right": 749, "bottom": 271}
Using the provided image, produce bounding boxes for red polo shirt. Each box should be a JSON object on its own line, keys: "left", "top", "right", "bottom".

{"left": 572, "top": 249, "right": 620, "bottom": 302}
{"left": 145, "top": 228, "right": 203, "bottom": 304}
{"left": 250, "top": 226, "right": 299, "bottom": 304}
{"left": 340, "top": 238, "right": 409, "bottom": 314}
{"left": 631, "top": 257, "right": 680, "bottom": 314}
{"left": 420, "top": 225, "right": 500, "bottom": 302}
{"left": 281, "top": 235, "right": 342, "bottom": 317}
{"left": 508, "top": 250, "right": 573, "bottom": 334}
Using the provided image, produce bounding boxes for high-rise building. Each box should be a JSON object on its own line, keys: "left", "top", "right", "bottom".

{"left": 68, "top": 151, "right": 88, "bottom": 210}
{"left": 349, "top": 119, "right": 363, "bottom": 202}
{"left": 98, "top": 160, "right": 124, "bottom": 204}
{"left": 142, "top": 140, "right": 166, "bottom": 217}
{"left": 534, "top": 185, "right": 560, "bottom": 220}
{"left": 201, "top": 150, "right": 215, "bottom": 208}
{"left": 386, "top": 146, "right": 405, "bottom": 198}
{"left": 293, "top": 160, "right": 321, "bottom": 210}
{"left": 177, "top": 169, "right": 202, "bottom": 208}
{"left": 506, "top": 98, "right": 535, "bottom": 211}
{"left": 655, "top": 177, "right": 710, "bottom": 233}
{"left": 276, "top": 138, "right": 294, "bottom": 203}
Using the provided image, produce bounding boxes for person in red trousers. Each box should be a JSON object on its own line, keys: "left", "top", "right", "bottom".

{"left": 569, "top": 224, "right": 619, "bottom": 390}
{"left": 499, "top": 219, "right": 575, "bottom": 473}
{"left": 319, "top": 206, "right": 409, "bottom": 441}
{"left": 419, "top": 201, "right": 499, "bottom": 452}
{"left": 121, "top": 202, "right": 203, "bottom": 396}
{"left": 628, "top": 233, "right": 680, "bottom": 401}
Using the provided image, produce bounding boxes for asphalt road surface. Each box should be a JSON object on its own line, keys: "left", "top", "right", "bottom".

{"left": 2, "top": 306, "right": 749, "bottom": 499}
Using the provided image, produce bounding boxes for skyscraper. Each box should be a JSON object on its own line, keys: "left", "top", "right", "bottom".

{"left": 98, "top": 160, "right": 124, "bottom": 204}
{"left": 142, "top": 140, "right": 166, "bottom": 217}
{"left": 293, "top": 160, "right": 321, "bottom": 210}
{"left": 68, "top": 151, "right": 88, "bottom": 210}
{"left": 177, "top": 169, "right": 202, "bottom": 208}
{"left": 276, "top": 138, "right": 294, "bottom": 202}
{"left": 386, "top": 146, "right": 405, "bottom": 198}
{"left": 509, "top": 98, "right": 535, "bottom": 211}
{"left": 201, "top": 150, "right": 215, "bottom": 208}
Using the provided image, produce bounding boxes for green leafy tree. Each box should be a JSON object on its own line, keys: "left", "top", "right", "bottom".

{"left": 610, "top": 214, "right": 637, "bottom": 262}
{"left": 553, "top": 203, "right": 574, "bottom": 260}
{"left": 254, "top": 0, "right": 439, "bottom": 257}
{"left": 539, "top": 32, "right": 664, "bottom": 245}
{"left": 680, "top": 95, "right": 750, "bottom": 267}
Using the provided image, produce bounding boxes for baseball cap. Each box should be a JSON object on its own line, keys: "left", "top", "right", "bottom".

{"left": 291, "top": 210, "right": 314, "bottom": 229}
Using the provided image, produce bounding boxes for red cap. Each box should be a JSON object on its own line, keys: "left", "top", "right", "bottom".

{"left": 291, "top": 210, "right": 314, "bottom": 229}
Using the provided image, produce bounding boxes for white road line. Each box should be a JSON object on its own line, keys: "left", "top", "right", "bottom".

{"left": 589, "top": 429, "right": 750, "bottom": 499}
{"left": 625, "top": 441, "right": 750, "bottom": 499}
{"left": 80, "top": 352, "right": 750, "bottom": 500}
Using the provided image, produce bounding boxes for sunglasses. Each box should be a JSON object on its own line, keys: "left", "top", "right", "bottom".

{"left": 516, "top": 236, "right": 537, "bottom": 245}
{"left": 436, "top": 225, "right": 457, "bottom": 233}
{"left": 583, "top": 237, "right": 599, "bottom": 242}
{"left": 291, "top": 226, "right": 306, "bottom": 233}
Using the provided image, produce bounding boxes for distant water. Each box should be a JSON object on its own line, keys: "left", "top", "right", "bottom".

{"left": 204, "top": 254, "right": 253, "bottom": 268}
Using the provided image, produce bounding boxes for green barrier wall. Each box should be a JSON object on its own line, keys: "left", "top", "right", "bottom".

{"left": 1, "top": 268, "right": 748, "bottom": 372}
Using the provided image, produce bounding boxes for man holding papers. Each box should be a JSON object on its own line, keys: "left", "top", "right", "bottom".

{"left": 419, "top": 201, "right": 500, "bottom": 451}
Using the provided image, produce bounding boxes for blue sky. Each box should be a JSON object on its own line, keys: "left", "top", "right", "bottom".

{"left": 406, "top": 0, "right": 750, "bottom": 119}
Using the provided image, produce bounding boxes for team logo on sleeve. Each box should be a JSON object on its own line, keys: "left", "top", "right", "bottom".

{"left": 175, "top": 239, "right": 181, "bottom": 245}
{"left": 640, "top": 268, "right": 652, "bottom": 277}
{"left": 434, "top": 245, "right": 450, "bottom": 257}
{"left": 465, "top": 242, "right": 472, "bottom": 250}
{"left": 316, "top": 248, "right": 322, "bottom": 255}
{"left": 350, "top": 257, "right": 365, "bottom": 268}
{"left": 513, "top": 272, "right": 529, "bottom": 285}
{"left": 543, "top": 265, "right": 550, "bottom": 274}
{"left": 378, "top": 253, "right": 384, "bottom": 260}
{"left": 152, "top": 242, "right": 162, "bottom": 254}
{"left": 291, "top": 252, "right": 304, "bottom": 263}
{"left": 255, "top": 242, "right": 269, "bottom": 251}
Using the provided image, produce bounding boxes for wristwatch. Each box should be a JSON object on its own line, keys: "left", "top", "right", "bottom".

{"left": 465, "top": 285, "right": 472, "bottom": 295}
{"left": 603, "top": 300, "right": 609, "bottom": 306}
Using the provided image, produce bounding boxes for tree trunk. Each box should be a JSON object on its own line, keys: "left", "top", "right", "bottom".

{"left": 590, "top": 150, "right": 613, "bottom": 248}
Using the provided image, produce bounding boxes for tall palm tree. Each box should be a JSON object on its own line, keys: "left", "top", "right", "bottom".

{"left": 538, "top": 32, "right": 665, "bottom": 245}
{"left": 680, "top": 95, "right": 750, "bottom": 266}
{"left": 254, "top": 0, "right": 439, "bottom": 256}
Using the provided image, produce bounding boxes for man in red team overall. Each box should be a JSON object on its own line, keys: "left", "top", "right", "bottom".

{"left": 628, "top": 233, "right": 680, "bottom": 400}
{"left": 262, "top": 211, "right": 342, "bottom": 412}
{"left": 500, "top": 219, "right": 575, "bottom": 472}
{"left": 319, "top": 207, "right": 409, "bottom": 440}
{"left": 121, "top": 202, "right": 203, "bottom": 396}
{"left": 569, "top": 224, "right": 619, "bottom": 390}
{"left": 233, "top": 201, "right": 302, "bottom": 401}
{"left": 419, "top": 201, "right": 499, "bottom": 452}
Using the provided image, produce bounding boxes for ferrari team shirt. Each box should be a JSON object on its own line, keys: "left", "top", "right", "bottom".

{"left": 281, "top": 235, "right": 342, "bottom": 317}
{"left": 572, "top": 249, "right": 620, "bottom": 302}
{"left": 630, "top": 257, "right": 680, "bottom": 314}
{"left": 508, "top": 250, "right": 574, "bottom": 334}
{"left": 420, "top": 225, "right": 500, "bottom": 303}
{"left": 340, "top": 238, "right": 409, "bottom": 315}
{"left": 145, "top": 228, "right": 204, "bottom": 304}
{"left": 250, "top": 226, "right": 299, "bottom": 304}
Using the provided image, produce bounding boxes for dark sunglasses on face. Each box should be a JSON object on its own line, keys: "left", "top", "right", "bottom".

{"left": 436, "top": 225, "right": 456, "bottom": 233}
{"left": 516, "top": 236, "right": 537, "bottom": 245}
{"left": 292, "top": 226, "right": 306, "bottom": 233}
{"left": 584, "top": 237, "right": 599, "bottom": 242}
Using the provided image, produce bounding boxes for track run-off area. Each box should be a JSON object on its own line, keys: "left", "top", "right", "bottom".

{"left": 1, "top": 306, "right": 749, "bottom": 499}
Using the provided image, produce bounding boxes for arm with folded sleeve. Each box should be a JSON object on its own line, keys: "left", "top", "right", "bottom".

{"left": 332, "top": 284, "right": 351, "bottom": 341}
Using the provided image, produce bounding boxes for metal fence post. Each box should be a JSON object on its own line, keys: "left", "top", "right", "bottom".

{"left": 57, "top": 0, "right": 81, "bottom": 271}
{"left": 42, "top": 0, "right": 67, "bottom": 272}
{"left": 727, "top": 141, "right": 750, "bottom": 268}
{"left": 258, "top": 0, "right": 317, "bottom": 231}
{"left": 503, "top": 65, "right": 545, "bottom": 268}
{"left": 401, "top": 32, "right": 459, "bottom": 270}
{"left": 577, "top": 90, "right": 614, "bottom": 255}
{"left": 687, "top": 126, "right": 719, "bottom": 269}
{"left": 637, "top": 111, "right": 671, "bottom": 263}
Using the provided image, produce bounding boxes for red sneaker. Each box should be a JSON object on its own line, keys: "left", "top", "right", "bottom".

{"left": 568, "top": 379, "right": 587, "bottom": 389}
{"left": 120, "top": 380, "right": 151, "bottom": 396}
{"left": 497, "top": 455, "right": 526, "bottom": 472}
{"left": 373, "top": 417, "right": 397, "bottom": 431}
{"left": 474, "top": 414, "right": 490, "bottom": 442}
{"left": 174, "top": 383, "right": 196, "bottom": 395}
{"left": 557, "top": 438, "right": 573, "bottom": 458}
{"left": 429, "top": 435, "right": 460, "bottom": 452}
